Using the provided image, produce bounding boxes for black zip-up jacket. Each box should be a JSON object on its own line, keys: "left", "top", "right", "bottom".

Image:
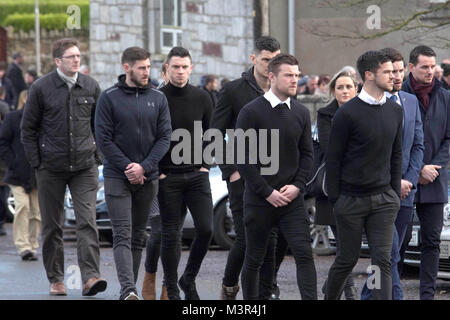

{"left": 95, "top": 75, "right": 172, "bottom": 181}
{"left": 212, "top": 67, "right": 264, "bottom": 180}
{"left": 21, "top": 70, "right": 101, "bottom": 172}
{"left": 0, "top": 109, "right": 35, "bottom": 191}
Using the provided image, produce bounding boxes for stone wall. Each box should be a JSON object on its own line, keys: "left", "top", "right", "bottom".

{"left": 298, "top": 94, "right": 330, "bottom": 124}
{"left": 5, "top": 26, "right": 88, "bottom": 76}
{"left": 90, "top": 0, "right": 146, "bottom": 89}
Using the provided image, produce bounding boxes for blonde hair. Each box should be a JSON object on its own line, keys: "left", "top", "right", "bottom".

{"left": 328, "top": 70, "right": 358, "bottom": 97}
{"left": 17, "top": 90, "right": 28, "bottom": 110}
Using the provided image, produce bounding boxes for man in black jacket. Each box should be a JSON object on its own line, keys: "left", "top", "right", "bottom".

{"left": 402, "top": 45, "right": 450, "bottom": 300}
{"left": 21, "top": 38, "right": 107, "bottom": 297}
{"left": 0, "top": 61, "right": 17, "bottom": 108}
{"left": 211, "top": 36, "right": 281, "bottom": 300}
{"left": 7, "top": 52, "right": 27, "bottom": 98}
{"left": 95, "top": 46, "right": 172, "bottom": 300}
{"left": 0, "top": 108, "right": 41, "bottom": 261}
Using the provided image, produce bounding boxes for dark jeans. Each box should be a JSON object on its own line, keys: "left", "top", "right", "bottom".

{"left": 105, "top": 177, "right": 158, "bottom": 300}
{"left": 242, "top": 196, "right": 317, "bottom": 300}
{"left": 223, "top": 178, "right": 276, "bottom": 299}
{"left": 144, "top": 202, "right": 184, "bottom": 275}
{"left": 0, "top": 186, "right": 9, "bottom": 225}
{"left": 36, "top": 166, "right": 101, "bottom": 284}
{"left": 361, "top": 205, "right": 413, "bottom": 300}
{"left": 158, "top": 170, "right": 213, "bottom": 297}
{"left": 416, "top": 203, "right": 444, "bottom": 300}
{"left": 326, "top": 190, "right": 400, "bottom": 300}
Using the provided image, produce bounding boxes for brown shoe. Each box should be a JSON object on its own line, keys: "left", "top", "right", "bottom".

{"left": 220, "top": 284, "right": 239, "bottom": 300}
{"left": 82, "top": 277, "right": 107, "bottom": 296}
{"left": 141, "top": 272, "right": 156, "bottom": 300}
{"left": 160, "top": 284, "right": 169, "bottom": 300}
{"left": 50, "top": 282, "right": 67, "bottom": 296}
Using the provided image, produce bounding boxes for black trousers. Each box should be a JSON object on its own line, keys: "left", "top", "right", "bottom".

{"left": 242, "top": 196, "right": 317, "bottom": 300}
{"left": 416, "top": 203, "right": 444, "bottom": 300}
{"left": 223, "top": 178, "right": 276, "bottom": 299}
{"left": 326, "top": 190, "right": 400, "bottom": 300}
{"left": 0, "top": 186, "right": 9, "bottom": 225}
{"left": 158, "top": 170, "right": 213, "bottom": 296}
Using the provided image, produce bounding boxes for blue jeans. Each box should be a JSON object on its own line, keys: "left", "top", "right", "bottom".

{"left": 361, "top": 206, "right": 413, "bottom": 300}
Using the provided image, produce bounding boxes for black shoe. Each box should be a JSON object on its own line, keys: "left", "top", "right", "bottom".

{"left": 270, "top": 284, "right": 280, "bottom": 300}
{"left": 0, "top": 225, "right": 6, "bottom": 236}
{"left": 29, "top": 253, "right": 38, "bottom": 261}
{"left": 21, "top": 250, "right": 33, "bottom": 261}
{"left": 178, "top": 275, "right": 200, "bottom": 300}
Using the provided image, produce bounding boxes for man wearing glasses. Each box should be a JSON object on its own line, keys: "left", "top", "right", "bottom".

{"left": 21, "top": 38, "right": 107, "bottom": 297}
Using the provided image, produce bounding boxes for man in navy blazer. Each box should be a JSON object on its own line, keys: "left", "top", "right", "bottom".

{"left": 360, "top": 48, "right": 424, "bottom": 300}
{"left": 402, "top": 45, "right": 450, "bottom": 300}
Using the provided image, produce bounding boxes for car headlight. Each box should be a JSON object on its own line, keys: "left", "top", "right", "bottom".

{"left": 443, "top": 203, "right": 450, "bottom": 227}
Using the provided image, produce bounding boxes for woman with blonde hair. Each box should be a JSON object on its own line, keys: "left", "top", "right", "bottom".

{"left": 17, "top": 90, "right": 28, "bottom": 110}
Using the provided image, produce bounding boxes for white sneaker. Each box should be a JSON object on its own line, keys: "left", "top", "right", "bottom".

{"left": 124, "top": 292, "right": 139, "bottom": 300}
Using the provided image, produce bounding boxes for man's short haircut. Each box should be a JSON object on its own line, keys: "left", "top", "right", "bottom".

{"left": 0, "top": 61, "right": 6, "bottom": 71}
{"left": 13, "top": 52, "right": 22, "bottom": 60}
{"left": 121, "top": 46, "right": 151, "bottom": 66}
{"left": 166, "top": 46, "right": 192, "bottom": 64}
{"left": 409, "top": 45, "right": 436, "bottom": 66}
{"left": 52, "top": 38, "right": 79, "bottom": 59}
{"left": 380, "top": 47, "right": 404, "bottom": 64}
{"left": 443, "top": 63, "right": 450, "bottom": 77}
{"left": 254, "top": 36, "right": 280, "bottom": 54}
{"left": 0, "top": 86, "right": 5, "bottom": 97}
{"left": 268, "top": 53, "right": 299, "bottom": 75}
{"left": 161, "top": 60, "right": 167, "bottom": 74}
{"left": 26, "top": 69, "right": 37, "bottom": 79}
{"left": 204, "top": 74, "right": 218, "bottom": 85}
{"left": 356, "top": 50, "right": 391, "bottom": 82}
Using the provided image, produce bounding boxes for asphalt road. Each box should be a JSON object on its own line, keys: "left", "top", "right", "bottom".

{"left": 1, "top": 222, "right": 450, "bottom": 300}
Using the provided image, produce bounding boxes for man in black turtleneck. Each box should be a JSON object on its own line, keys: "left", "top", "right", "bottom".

{"left": 158, "top": 46, "right": 214, "bottom": 300}
{"left": 95, "top": 47, "right": 172, "bottom": 300}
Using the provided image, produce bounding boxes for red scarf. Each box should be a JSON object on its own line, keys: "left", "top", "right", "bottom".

{"left": 410, "top": 74, "right": 434, "bottom": 110}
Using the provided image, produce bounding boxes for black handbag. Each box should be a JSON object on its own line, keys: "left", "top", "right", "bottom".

{"left": 306, "top": 161, "right": 327, "bottom": 198}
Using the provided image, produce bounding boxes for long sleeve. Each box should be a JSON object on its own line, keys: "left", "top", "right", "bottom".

{"left": 404, "top": 102, "right": 424, "bottom": 187}
{"left": 140, "top": 96, "right": 172, "bottom": 174}
{"left": 430, "top": 100, "right": 450, "bottom": 168}
{"left": 292, "top": 109, "right": 313, "bottom": 193}
{"left": 20, "top": 84, "right": 42, "bottom": 168}
{"left": 317, "top": 112, "right": 331, "bottom": 156}
{"left": 0, "top": 113, "right": 15, "bottom": 166}
{"left": 390, "top": 115, "right": 403, "bottom": 197}
{"left": 212, "top": 86, "right": 237, "bottom": 179}
{"left": 201, "top": 94, "right": 213, "bottom": 170}
{"left": 94, "top": 92, "right": 132, "bottom": 172}
{"left": 326, "top": 109, "right": 350, "bottom": 203}
{"left": 235, "top": 108, "right": 273, "bottom": 199}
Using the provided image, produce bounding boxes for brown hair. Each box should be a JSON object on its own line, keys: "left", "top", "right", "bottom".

{"left": 268, "top": 53, "right": 299, "bottom": 75}
{"left": 121, "top": 46, "right": 151, "bottom": 66}
{"left": 52, "top": 38, "right": 79, "bottom": 59}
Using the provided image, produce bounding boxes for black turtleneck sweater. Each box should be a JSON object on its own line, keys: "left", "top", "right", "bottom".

{"left": 159, "top": 81, "right": 213, "bottom": 173}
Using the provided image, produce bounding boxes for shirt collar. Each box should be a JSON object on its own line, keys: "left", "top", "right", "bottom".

{"left": 385, "top": 91, "right": 402, "bottom": 106}
{"left": 263, "top": 89, "right": 291, "bottom": 109}
{"left": 358, "top": 88, "right": 387, "bottom": 105}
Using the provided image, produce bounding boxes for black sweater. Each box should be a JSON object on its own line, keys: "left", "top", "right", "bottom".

{"left": 235, "top": 96, "right": 313, "bottom": 206}
{"left": 159, "top": 82, "right": 213, "bottom": 173}
{"left": 326, "top": 97, "right": 403, "bottom": 203}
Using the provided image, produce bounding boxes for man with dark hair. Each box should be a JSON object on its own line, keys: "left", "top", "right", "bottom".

{"left": 325, "top": 50, "right": 403, "bottom": 300}
{"left": 235, "top": 53, "right": 317, "bottom": 300}
{"left": 158, "top": 46, "right": 214, "bottom": 300}
{"left": 0, "top": 61, "right": 17, "bottom": 108}
{"left": 201, "top": 74, "right": 219, "bottom": 107}
{"left": 360, "top": 48, "right": 424, "bottom": 300}
{"left": 21, "top": 38, "right": 107, "bottom": 297}
{"left": 7, "top": 52, "right": 27, "bottom": 101}
{"left": 25, "top": 70, "right": 38, "bottom": 88}
{"left": 441, "top": 63, "right": 450, "bottom": 90}
{"left": 95, "top": 46, "right": 172, "bottom": 300}
{"left": 211, "top": 36, "right": 281, "bottom": 300}
{"left": 402, "top": 45, "right": 450, "bottom": 300}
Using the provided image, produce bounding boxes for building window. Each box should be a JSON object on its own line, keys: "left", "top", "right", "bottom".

{"left": 161, "top": 0, "right": 182, "bottom": 53}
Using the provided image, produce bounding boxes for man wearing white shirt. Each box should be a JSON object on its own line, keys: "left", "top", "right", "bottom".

{"left": 325, "top": 50, "right": 403, "bottom": 300}
{"left": 235, "top": 54, "right": 317, "bottom": 300}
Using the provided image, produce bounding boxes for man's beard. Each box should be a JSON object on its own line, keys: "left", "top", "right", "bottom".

{"left": 130, "top": 70, "right": 148, "bottom": 87}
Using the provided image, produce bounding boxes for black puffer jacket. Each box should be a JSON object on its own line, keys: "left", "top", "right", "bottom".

{"left": 21, "top": 70, "right": 101, "bottom": 172}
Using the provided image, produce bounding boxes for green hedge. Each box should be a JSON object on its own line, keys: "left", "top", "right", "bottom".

{"left": 0, "top": 0, "right": 89, "bottom": 31}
